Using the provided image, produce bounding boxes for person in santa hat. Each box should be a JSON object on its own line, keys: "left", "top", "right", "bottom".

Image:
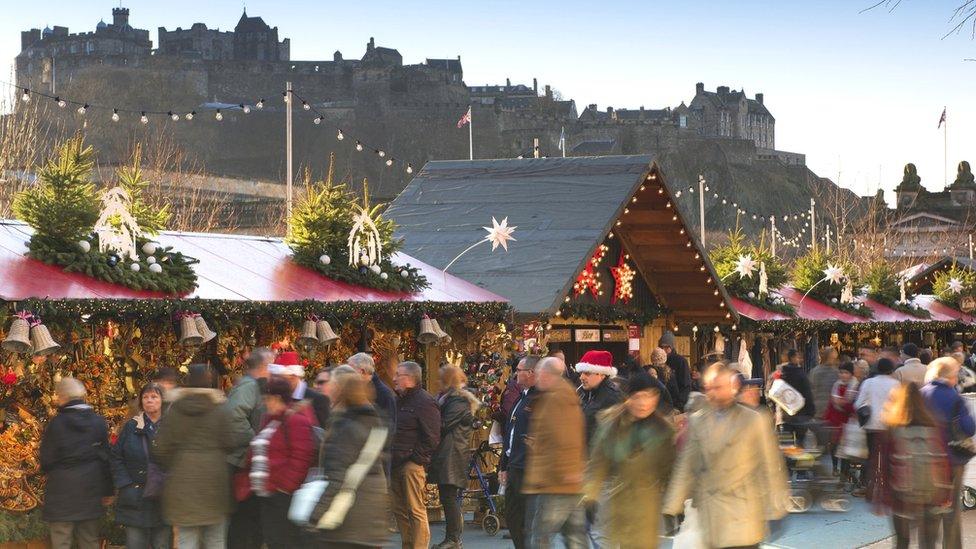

{"left": 268, "top": 351, "right": 330, "bottom": 428}
{"left": 574, "top": 350, "right": 622, "bottom": 548}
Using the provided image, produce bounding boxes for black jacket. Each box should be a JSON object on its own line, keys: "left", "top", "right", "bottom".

{"left": 109, "top": 413, "right": 166, "bottom": 528}
{"left": 40, "top": 401, "right": 113, "bottom": 522}
{"left": 297, "top": 383, "right": 330, "bottom": 428}
{"left": 429, "top": 389, "right": 478, "bottom": 488}
{"left": 667, "top": 352, "right": 693, "bottom": 411}
{"left": 500, "top": 387, "right": 536, "bottom": 472}
{"left": 372, "top": 374, "right": 397, "bottom": 476}
{"left": 781, "top": 364, "right": 816, "bottom": 418}
{"left": 391, "top": 387, "right": 441, "bottom": 468}
{"left": 578, "top": 378, "right": 623, "bottom": 446}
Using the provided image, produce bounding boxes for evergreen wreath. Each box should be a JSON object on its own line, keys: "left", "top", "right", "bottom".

{"left": 13, "top": 138, "right": 198, "bottom": 294}
{"left": 286, "top": 164, "right": 427, "bottom": 293}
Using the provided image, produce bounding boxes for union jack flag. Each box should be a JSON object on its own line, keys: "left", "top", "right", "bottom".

{"left": 938, "top": 107, "right": 946, "bottom": 129}
{"left": 457, "top": 106, "right": 471, "bottom": 128}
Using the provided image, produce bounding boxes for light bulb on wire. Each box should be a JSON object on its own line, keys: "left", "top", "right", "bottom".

{"left": 185, "top": 111, "right": 195, "bottom": 121}
{"left": 55, "top": 97, "right": 65, "bottom": 108}
{"left": 385, "top": 158, "right": 393, "bottom": 167}
{"left": 282, "top": 91, "right": 289, "bottom": 103}
{"left": 256, "top": 99, "right": 265, "bottom": 109}
{"left": 169, "top": 111, "right": 179, "bottom": 121}
{"left": 241, "top": 104, "right": 250, "bottom": 114}
{"left": 336, "top": 130, "right": 344, "bottom": 140}
{"left": 313, "top": 116, "right": 322, "bottom": 125}
{"left": 377, "top": 150, "right": 386, "bottom": 158}
{"left": 215, "top": 109, "right": 223, "bottom": 121}
{"left": 140, "top": 112, "right": 148, "bottom": 124}
{"left": 111, "top": 109, "right": 119, "bottom": 122}
{"left": 77, "top": 104, "right": 88, "bottom": 114}
{"left": 355, "top": 141, "right": 364, "bottom": 152}
{"left": 21, "top": 89, "right": 29, "bottom": 102}
{"left": 406, "top": 164, "right": 413, "bottom": 174}
{"left": 302, "top": 101, "right": 310, "bottom": 111}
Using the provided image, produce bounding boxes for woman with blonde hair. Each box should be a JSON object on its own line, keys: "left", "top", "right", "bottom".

{"left": 428, "top": 365, "right": 480, "bottom": 549}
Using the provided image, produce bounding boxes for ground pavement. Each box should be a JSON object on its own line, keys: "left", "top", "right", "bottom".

{"left": 396, "top": 498, "right": 900, "bottom": 548}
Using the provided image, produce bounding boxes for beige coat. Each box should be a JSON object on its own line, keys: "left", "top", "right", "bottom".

{"left": 663, "top": 403, "right": 788, "bottom": 548}
{"left": 523, "top": 378, "right": 585, "bottom": 495}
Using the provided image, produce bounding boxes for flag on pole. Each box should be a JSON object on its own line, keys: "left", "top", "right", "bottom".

{"left": 938, "top": 107, "right": 947, "bottom": 129}
{"left": 457, "top": 107, "right": 471, "bottom": 128}
{"left": 558, "top": 126, "right": 565, "bottom": 151}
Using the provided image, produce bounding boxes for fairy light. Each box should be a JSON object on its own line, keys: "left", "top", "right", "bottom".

{"left": 355, "top": 141, "right": 364, "bottom": 151}
{"left": 377, "top": 150, "right": 386, "bottom": 158}
{"left": 406, "top": 164, "right": 414, "bottom": 174}
{"left": 185, "top": 111, "right": 195, "bottom": 120}
{"left": 313, "top": 116, "right": 322, "bottom": 125}
{"left": 302, "top": 101, "right": 310, "bottom": 110}
{"left": 55, "top": 96, "right": 65, "bottom": 108}
{"left": 140, "top": 112, "right": 148, "bottom": 124}
{"left": 77, "top": 104, "right": 88, "bottom": 114}
{"left": 111, "top": 109, "right": 119, "bottom": 122}
{"left": 256, "top": 98, "right": 265, "bottom": 109}
{"left": 241, "top": 104, "right": 251, "bottom": 114}
{"left": 169, "top": 111, "right": 179, "bottom": 121}
{"left": 21, "top": 89, "right": 30, "bottom": 102}
{"left": 337, "top": 130, "right": 344, "bottom": 140}
{"left": 215, "top": 109, "right": 223, "bottom": 121}
{"left": 385, "top": 158, "right": 393, "bottom": 167}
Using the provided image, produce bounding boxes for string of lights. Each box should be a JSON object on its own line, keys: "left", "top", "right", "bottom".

{"left": 673, "top": 179, "right": 815, "bottom": 222}
{"left": 4, "top": 81, "right": 417, "bottom": 175}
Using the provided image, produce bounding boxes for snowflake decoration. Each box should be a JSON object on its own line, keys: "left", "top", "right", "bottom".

{"left": 948, "top": 277, "right": 965, "bottom": 294}
{"left": 611, "top": 253, "right": 636, "bottom": 304}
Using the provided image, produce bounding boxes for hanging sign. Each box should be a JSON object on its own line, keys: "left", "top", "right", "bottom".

{"left": 547, "top": 328, "right": 572, "bottom": 343}
{"left": 574, "top": 329, "right": 600, "bottom": 343}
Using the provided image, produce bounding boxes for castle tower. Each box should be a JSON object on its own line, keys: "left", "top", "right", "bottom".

{"left": 112, "top": 7, "right": 130, "bottom": 28}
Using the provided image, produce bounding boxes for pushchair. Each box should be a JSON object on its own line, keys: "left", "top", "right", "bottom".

{"left": 779, "top": 426, "right": 852, "bottom": 513}
{"left": 458, "top": 440, "right": 503, "bottom": 536}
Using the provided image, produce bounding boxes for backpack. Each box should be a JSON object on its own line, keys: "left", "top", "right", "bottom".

{"left": 889, "top": 426, "right": 952, "bottom": 506}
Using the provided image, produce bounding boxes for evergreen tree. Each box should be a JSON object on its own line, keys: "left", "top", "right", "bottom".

{"left": 116, "top": 145, "right": 170, "bottom": 235}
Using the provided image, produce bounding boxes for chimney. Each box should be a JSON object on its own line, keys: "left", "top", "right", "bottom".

{"left": 588, "top": 103, "right": 597, "bottom": 111}
{"left": 545, "top": 84, "right": 552, "bottom": 99}
{"left": 506, "top": 77, "right": 511, "bottom": 88}
{"left": 367, "top": 37, "right": 375, "bottom": 52}
{"left": 639, "top": 106, "right": 645, "bottom": 120}
{"left": 533, "top": 78, "right": 538, "bottom": 94}
{"left": 607, "top": 106, "right": 614, "bottom": 115}
{"left": 112, "top": 7, "right": 130, "bottom": 28}
{"left": 334, "top": 50, "right": 343, "bottom": 62}
{"left": 755, "top": 93, "right": 764, "bottom": 105}
{"left": 717, "top": 86, "right": 730, "bottom": 95}
{"left": 695, "top": 82, "right": 704, "bottom": 95}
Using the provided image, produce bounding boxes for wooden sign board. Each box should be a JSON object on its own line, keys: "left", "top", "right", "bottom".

{"left": 574, "top": 328, "right": 601, "bottom": 343}
{"left": 602, "top": 330, "right": 628, "bottom": 342}
{"left": 548, "top": 328, "right": 572, "bottom": 343}
{"left": 962, "top": 296, "right": 976, "bottom": 313}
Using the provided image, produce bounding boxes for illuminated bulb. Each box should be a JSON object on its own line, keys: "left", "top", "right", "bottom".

{"left": 555, "top": 311, "right": 561, "bottom": 317}
{"left": 337, "top": 130, "right": 344, "bottom": 140}
{"left": 185, "top": 111, "right": 195, "bottom": 120}
{"left": 215, "top": 110, "right": 223, "bottom": 121}
{"left": 355, "top": 141, "right": 364, "bottom": 151}
{"left": 608, "top": 232, "right": 614, "bottom": 238}
{"left": 282, "top": 92, "right": 289, "bottom": 103}
{"left": 704, "top": 186, "right": 710, "bottom": 191}
{"left": 658, "top": 188, "right": 664, "bottom": 195}
{"left": 242, "top": 104, "right": 251, "bottom": 114}
{"left": 385, "top": 158, "right": 393, "bottom": 167}
{"left": 615, "top": 221, "right": 621, "bottom": 226}
{"left": 719, "top": 302, "right": 725, "bottom": 308}
{"left": 406, "top": 164, "right": 413, "bottom": 174}
{"left": 111, "top": 109, "right": 119, "bottom": 122}
{"left": 714, "top": 326, "right": 720, "bottom": 333}
{"left": 706, "top": 277, "right": 712, "bottom": 283}
{"left": 752, "top": 215, "right": 757, "bottom": 220}
{"left": 313, "top": 116, "right": 322, "bottom": 125}
{"left": 56, "top": 97, "right": 65, "bottom": 108}
{"left": 302, "top": 101, "right": 310, "bottom": 110}
{"left": 713, "top": 193, "right": 719, "bottom": 198}
{"left": 21, "top": 89, "right": 30, "bottom": 102}
{"left": 565, "top": 297, "right": 570, "bottom": 302}
{"left": 256, "top": 99, "right": 265, "bottom": 109}
{"left": 679, "top": 228, "right": 685, "bottom": 235}
{"left": 640, "top": 185, "right": 646, "bottom": 191}
{"left": 378, "top": 150, "right": 386, "bottom": 157}
{"left": 686, "top": 241, "right": 692, "bottom": 247}
{"left": 713, "top": 290, "right": 719, "bottom": 296}
{"left": 77, "top": 104, "right": 88, "bottom": 114}
{"left": 672, "top": 215, "right": 678, "bottom": 221}
{"left": 169, "top": 112, "right": 179, "bottom": 121}
{"left": 623, "top": 208, "right": 629, "bottom": 214}
{"left": 676, "top": 191, "right": 682, "bottom": 197}
{"left": 721, "top": 199, "right": 727, "bottom": 204}
{"left": 140, "top": 112, "right": 149, "bottom": 124}
{"left": 699, "top": 266, "right": 706, "bottom": 272}
{"left": 666, "top": 202, "right": 672, "bottom": 208}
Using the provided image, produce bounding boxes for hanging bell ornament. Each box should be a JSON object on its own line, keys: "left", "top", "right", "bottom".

{"left": 30, "top": 323, "right": 61, "bottom": 356}
{"left": 2, "top": 318, "right": 33, "bottom": 354}
{"left": 297, "top": 320, "right": 319, "bottom": 347}
{"left": 316, "top": 320, "right": 339, "bottom": 346}
{"left": 194, "top": 315, "right": 217, "bottom": 344}
{"left": 417, "top": 317, "right": 440, "bottom": 345}
{"left": 431, "top": 319, "right": 451, "bottom": 345}
{"left": 179, "top": 316, "right": 204, "bottom": 347}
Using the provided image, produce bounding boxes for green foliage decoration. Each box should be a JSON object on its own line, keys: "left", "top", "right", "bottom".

{"left": 863, "top": 261, "right": 930, "bottom": 318}
{"left": 791, "top": 248, "right": 872, "bottom": 317}
{"left": 710, "top": 229, "right": 792, "bottom": 314}
{"left": 116, "top": 145, "right": 169, "bottom": 235}
{"left": 933, "top": 262, "right": 976, "bottom": 309}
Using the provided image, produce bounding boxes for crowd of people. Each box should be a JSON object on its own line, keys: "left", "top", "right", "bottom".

{"left": 34, "top": 332, "right": 976, "bottom": 549}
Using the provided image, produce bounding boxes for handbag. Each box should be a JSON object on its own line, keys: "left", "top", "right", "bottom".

{"left": 140, "top": 436, "right": 167, "bottom": 500}
{"left": 768, "top": 378, "right": 805, "bottom": 416}
{"left": 948, "top": 399, "right": 976, "bottom": 463}
{"left": 856, "top": 405, "right": 871, "bottom": 428}
{"left": 836, "top": 418, "right": 868, "bottom": 460}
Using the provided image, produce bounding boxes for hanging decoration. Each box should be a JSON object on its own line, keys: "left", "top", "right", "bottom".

{"left": 286, "top": 163, "right": 427, "bottom": 292}
{"left": 573, "top": 244, "right": 608, "bottom": 298}
{"left": 709, "top": 229, "right": 792, "bottom": 315}
{"left": 734, "top": 254, "right": 758, "bottom": 279}
{"left": 758, "top": 262, "right": 769, "bottom": 299}
{"left": 863, "top": 261, "right": 930, "bottom": 318}
{"left": 442, "top": 216, "right": 517, "bottom": 272}
{"left": 12, "top": 137, "right": 198, "bottom": 294}
{"left": 610, "top": 253, "right": 636, "bottom": 304}
{"left": 933, "top": 262, "right": 976, "bottom": 309}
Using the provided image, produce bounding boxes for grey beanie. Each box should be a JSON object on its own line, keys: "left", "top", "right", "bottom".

{"left": 658, "top": 331, "right": 676, "bottom": 348}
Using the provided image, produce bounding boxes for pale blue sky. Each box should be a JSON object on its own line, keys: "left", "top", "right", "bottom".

{"left": 2, "top": 1, "right": 976, "bottom": 203}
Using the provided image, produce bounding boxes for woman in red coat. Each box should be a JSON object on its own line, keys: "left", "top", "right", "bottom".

{"left": 246, "top": 376, "right": 316, "bottom": 549}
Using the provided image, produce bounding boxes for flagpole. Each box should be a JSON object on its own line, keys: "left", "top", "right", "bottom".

{"left": 468, "top": 106, "right": 474, "bottom": 160}
{"left": 944, "top": 106, "right": 948, "bottom": 186}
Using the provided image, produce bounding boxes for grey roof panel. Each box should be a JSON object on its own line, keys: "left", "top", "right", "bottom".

{"left": 386, "top": 156, "right": 653, "bottom": 314}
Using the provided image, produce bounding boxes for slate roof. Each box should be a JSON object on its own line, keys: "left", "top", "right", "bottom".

{"left": 571, "top": 139, "right": 616, "bottom": 155}
{"left": 386, "top": 157, "right": 658, "bottom": 314}
{"left": 235, "top": 11, "right": 270, "bottom": 33}
{"left": 426, "top": 58, "right": 462, "bottom": 73}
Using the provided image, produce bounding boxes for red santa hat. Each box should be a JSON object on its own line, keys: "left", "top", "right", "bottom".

{"left": 269, "top": 350, "right": 304, "bottom": 377}
{"left": 575, "top": 350, "right": 617, "bottom": 377}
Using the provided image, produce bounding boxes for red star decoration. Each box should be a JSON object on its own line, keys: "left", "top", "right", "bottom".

{"left": 611, "top": 253, "right": 635, "bottom": 304}
{"left": 573, "top": 245, "right": 608, "bottom": 297}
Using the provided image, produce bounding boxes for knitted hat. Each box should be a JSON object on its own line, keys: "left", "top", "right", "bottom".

{"left": 658, "top": 331, "right": 676, "bottom": 348}
{"left": 651, "top": 347, "right": 668, "bottom": 366}
{"left": 270, "top": 351, "right": 304, "bottom": 377}
{"left": 575, "top": 350, "right": 617, "bottom": 377}
{"left": 839, "top": 362, "right": 854, "bottom": 374}
{"left": 627, "top": 371, "right": 660, "bottom": 396}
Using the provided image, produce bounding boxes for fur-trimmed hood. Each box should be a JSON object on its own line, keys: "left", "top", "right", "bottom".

{"left": 167, "top": 387, "right": 226, "bottom": 416}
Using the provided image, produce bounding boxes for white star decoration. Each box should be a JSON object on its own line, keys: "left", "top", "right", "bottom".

{"left": 948, "top": 277, "right": 965, "bottom": 294}
{"left": 483, "top": 217, "right": 517, "bottom": 251}
{"left": 734, "top": 254, "right": 758, "bottom": 279}
{"left": 823, "top": 264, "right": 845, "bottom": 286}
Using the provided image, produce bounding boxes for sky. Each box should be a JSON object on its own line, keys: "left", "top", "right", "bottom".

{"left": 2, "top": 0, "right": 976, "bottom": 204}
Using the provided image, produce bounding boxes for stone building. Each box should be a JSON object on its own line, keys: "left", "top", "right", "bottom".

{"left": 157, "top": 10, "right": 290, "bottom": 61}
{"left": 688, "top": 82, "right": 774, "bottom": 149}
{"left": 885, "top": 162, "right": 976, "bottom": 257}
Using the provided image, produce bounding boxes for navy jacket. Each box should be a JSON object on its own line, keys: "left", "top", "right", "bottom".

{"left": 109, "top": 413, "right": 166, "bottom": 528}
{"left": 40, "top": 401, "right": 113, "bottom": 522}
{"left": 921, "top": 379, "right": 976, "bottom": 466}
{"left": 667, "top": 352, "right": 693, "bottom": 411}
{"left": 500, "top": 387, "right": 537, "bottom": 472}
{"left": 372, "top": 373, "right": 397, "bottom": 476}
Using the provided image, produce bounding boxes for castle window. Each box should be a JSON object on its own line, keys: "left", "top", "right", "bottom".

{"left": 679, "top": 115, "right": 687, "bottom": 128}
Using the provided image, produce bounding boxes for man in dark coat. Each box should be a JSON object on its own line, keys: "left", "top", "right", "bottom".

{"left": 272, "top": 351, "right": 330, "bottom": 427}
{"left": 499, "top": 355, "right": 540, "bottom": 549}
{"left": 348, "top": 352, "right": 398, "bottom": 477}
{"left": 659, "top": 331, "right": 692, "bottom": 411}
{"left": 780, "top": 349, "right": 816, "bottom": 445}
{"left": 391, "top": 361, "right": 441, "bottom": 549}
{"left": 40, "top": 378, "right": 113, "bottom": 549}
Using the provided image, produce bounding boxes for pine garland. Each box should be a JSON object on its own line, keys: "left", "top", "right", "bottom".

{"left": 554, "top": 302, "right": 662, "bottom": 325}
{"left": 932, "top": 263, "right": 976, "bottom": 309}
{"left": 710, "top": 228, "right": 793, "bottom": 315}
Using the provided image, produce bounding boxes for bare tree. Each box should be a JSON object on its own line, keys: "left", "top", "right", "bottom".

{"left": 862, "top": 1, "right": 976, "bottom": 39}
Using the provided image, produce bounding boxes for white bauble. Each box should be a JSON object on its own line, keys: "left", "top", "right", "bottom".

{"left": 149, "top": 263, "right": 163, "bottom": 273}
{"left": 747, "top": 291, "right": 756, "bottom": 299}
{"left": 77, "top": 240, "right": 91, "bottom": 253}
{"left": 831, "top": 297, "right": 838, "bottom": 303}
{"left": 141, "top": 242, "right": 158, "bottom": 255}
{"left": 370, "top": 264, "right": 381, "bottom": 275}
{"left": 130, "top": 263, "right": 141, "bottom": 272}
{"left": 146, "top": 256, "right": 157, "bottom": 264}
{"left": 400, "top": 270, "right": 409, "bottom": 278}
{"left": 319, "top": 254, "right": 331, "bottom": 265}
{"left": 380, "top": 272, "right": 388, "bottom": 280}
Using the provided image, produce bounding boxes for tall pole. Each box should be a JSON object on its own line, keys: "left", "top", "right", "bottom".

{"left": 825, "top": 226, "right": 831, "bottom": 254}
{"left": 969, "top": 233, "right": 973, "bottom": 260}
{"left": 945, "top": 106, "right": 948, "bottom": 187}
{"left": 286, "top": 81, "right": 293, "bottom": 224}
{"left": 468, "top": 106, "right": 474, "bottom": 160}
{"left": 810, "top": 198, "right": 816, "bottom": 251}
{"left": 770, "top": 216, "right": 777, "bottom": 257}
{"left": 698, "top": 175, "right": 706, "bottom": 248}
